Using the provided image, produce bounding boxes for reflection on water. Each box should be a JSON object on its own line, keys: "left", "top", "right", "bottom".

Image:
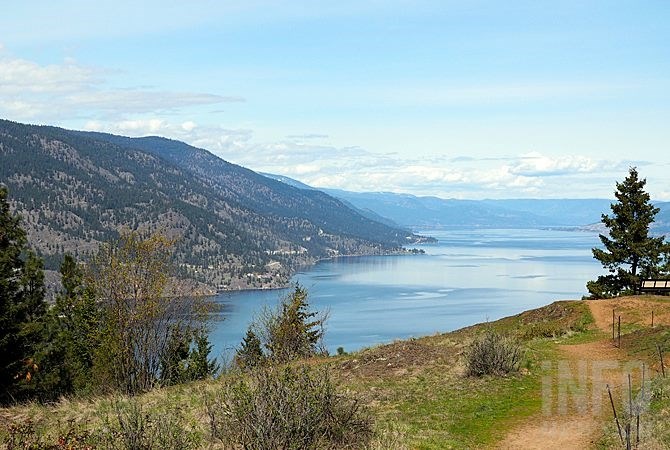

{"left": 208, "top": 228, "right": 601, "bottom": 360}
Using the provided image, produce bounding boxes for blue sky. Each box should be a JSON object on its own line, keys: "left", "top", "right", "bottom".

{"left": 1, "top": 1, "right": 669, "bottom": 199}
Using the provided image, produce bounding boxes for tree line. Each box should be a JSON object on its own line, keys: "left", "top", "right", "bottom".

{"left": 0, "top": 186, "right": 217, "bottom": 405}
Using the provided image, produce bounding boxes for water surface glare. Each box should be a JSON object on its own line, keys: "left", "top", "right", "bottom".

{"left": 209, "top": 228, "right": 601, "bottom": 360}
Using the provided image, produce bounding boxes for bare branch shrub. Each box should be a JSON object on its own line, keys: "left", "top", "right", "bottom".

{"left": 88, "top": 231, "right": 212, "bottom": 394}
{"left": 92, "top": 397, "right": 202, "bottom": 450}
{"left": 466, "top": 330, "right": 523, "bottom": 377}
{"left": 206, "top": 364, "right": 373, "bottom": 449}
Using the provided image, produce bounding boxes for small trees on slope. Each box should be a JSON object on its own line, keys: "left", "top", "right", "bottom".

{"left": 236, "top": 284, "right": 327, "bottom": 367}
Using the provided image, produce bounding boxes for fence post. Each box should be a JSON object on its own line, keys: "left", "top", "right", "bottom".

{"left": 607, "top": 384, "right": 623, "bottom": 444}
{"left": 658, "top": 344, "right": 666, "bottom": 378}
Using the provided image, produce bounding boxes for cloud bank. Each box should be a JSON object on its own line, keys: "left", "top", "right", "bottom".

{"left": 0, "top": 48, "right": 242, "bottom": 121}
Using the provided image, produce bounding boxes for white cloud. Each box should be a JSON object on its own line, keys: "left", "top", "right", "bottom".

{"left": 0, "top": 56, "right": 99, "bottom": 94}
{"left": 181, "top": 121, "right": 197, "bottom": 132}
{"left": 0, "top": 48, "right": 242, "bottom": 121}
{"left": 83, "top": 117, "right": 638, "bottom": 198}
{"left": 510, "top": 152, "right": 602, "bottom": 176}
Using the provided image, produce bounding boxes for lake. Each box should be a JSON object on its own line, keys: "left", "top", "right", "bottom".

{"left": 209, "top": 228, "right": 602, "bottom": 361}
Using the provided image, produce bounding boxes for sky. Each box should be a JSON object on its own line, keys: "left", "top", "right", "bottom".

{"left": 1, "top": 1, "right": 669, "bottom": 199}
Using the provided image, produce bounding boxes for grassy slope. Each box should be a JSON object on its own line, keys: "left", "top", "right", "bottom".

{"left": 333, "top": 300, "right": 593, "bottom": 448}
{"left": 5, "top": 297, "right": 670, "bottom": 449}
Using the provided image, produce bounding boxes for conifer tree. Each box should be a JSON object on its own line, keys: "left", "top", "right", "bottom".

{"left": 588, "top": 168, "right": 665, "bottom": 297}
{"left": 235, "top": 326, "right": 264, "bottom": 370}
{"left": 266, "top": 284, "right": 326, "bottom": 362}
{"left": 35, "top": 254, "right": 99, "bottom": 398}
{"left": 0, "top": 186, "right": 46, "bottom": 403}
{"left": 186, "top": 331, "right": 219, "bottom": 380}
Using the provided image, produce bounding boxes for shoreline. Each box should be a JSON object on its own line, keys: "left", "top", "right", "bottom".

{"left": 215, "top": 246, "right": 428, "bottom": 294}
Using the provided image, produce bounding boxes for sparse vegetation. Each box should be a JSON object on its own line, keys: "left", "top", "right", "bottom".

{"left": 6, "top": 296, "right": 655, "bottom": 449}
{"left": 207, "top": 365, "right": 373, "bottom": 449}
{"left": 465, "top": 330, "right": 523, "bottom": 377}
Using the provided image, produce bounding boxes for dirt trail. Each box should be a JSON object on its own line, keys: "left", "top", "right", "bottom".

{"left": 495, "top": 301, "right": 637, "bottom": 450}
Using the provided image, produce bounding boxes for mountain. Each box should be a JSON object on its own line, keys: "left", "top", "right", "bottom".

{"left": 319, "top": 189, "right": 617, "bottom": 229}
{"left": 0, "top": 119, "right": 424, "bottom": 291}
{"left": 261, "top": 173, "right": 403, "bottom": 229}
{"left": 260, "top": 173, "right": 315, "bottom": 191}
{"left": 320, "top": 190, "right": 549, "bottom": 228}
{"left": 651, "top": 201, "right": 670, "bottom": 234}
{"left": 261, "top": 174, "right": 621, "bottom": 229}
{"left": 479, "top": 199, "right": 613, "bottom": 227}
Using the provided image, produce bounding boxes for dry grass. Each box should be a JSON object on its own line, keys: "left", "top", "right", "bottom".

{"left": 1, "top": 298, "right": 619, "bottom": 449}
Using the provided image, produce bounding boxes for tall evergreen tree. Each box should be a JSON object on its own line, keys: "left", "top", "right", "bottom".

{"left": 0, "top": 186, "right": 46, "bottom": 403}
{"left": 34, "top": 254, "right": 99, "bottom": 399}
{"left": 587, "top": 168, "right": 665, "bottom": 298}
{"left": 266, "top": 284, "right": 326, "bottom": 362}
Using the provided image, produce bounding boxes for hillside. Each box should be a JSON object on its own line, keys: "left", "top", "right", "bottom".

{"left": 4, "top": 296, "right": 668, "bottom": 448}
{"left": 0, "top": 119, "right": 424, "bottom": 291}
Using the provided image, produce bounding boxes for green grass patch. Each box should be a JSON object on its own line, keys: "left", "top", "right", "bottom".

{"left": 357, "top": 371, "right": 545, "bottom": 449}
{"left": 350, "top": 337, "right": 559, "bottom": 448}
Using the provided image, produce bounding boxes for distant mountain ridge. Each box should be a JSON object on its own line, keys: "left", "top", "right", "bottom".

{"left": 0, "top": 119, "right": 424, "bottom": 291}
{"left": 263, "top": 173, "right": 670, "bottom": 234}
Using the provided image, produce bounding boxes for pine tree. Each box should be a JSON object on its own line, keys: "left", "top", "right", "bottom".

{"left": 266, "top": 284, "right": 325, "bottom": 362}
{"left": 588, "top": 168, "right": 665, "bottom": 298}
{"left": 235, "top": 326, "right": 265, "bottom": 370}
{"left": 34, "top": 254, "right": 99, "bottom": 399}
{"left": 0, "top": 186, "right": 47, "bottom": 404}
{"left": 186, "top": 331, "right": 219, "bottom": 380}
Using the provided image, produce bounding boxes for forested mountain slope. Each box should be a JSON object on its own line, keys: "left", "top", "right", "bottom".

{"left": 0, "top": 119, "right": 423, "bottom": 290}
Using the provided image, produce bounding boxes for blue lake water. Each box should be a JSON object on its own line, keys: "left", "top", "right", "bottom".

{"left": 209, "top": 228, "right": 602, "bottom": 361}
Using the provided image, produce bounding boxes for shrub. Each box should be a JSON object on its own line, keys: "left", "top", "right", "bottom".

{"left": 97, "top": 398, "right": 201, "bottom": 450}
{"left": 2, "top": 417, "right": 96, "bottom": 450}
{"left": 207, "top": 364, "right": 373, "bottom": 449}
{"left": 466, "top": 330, "right": 523, "bottom": 377}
